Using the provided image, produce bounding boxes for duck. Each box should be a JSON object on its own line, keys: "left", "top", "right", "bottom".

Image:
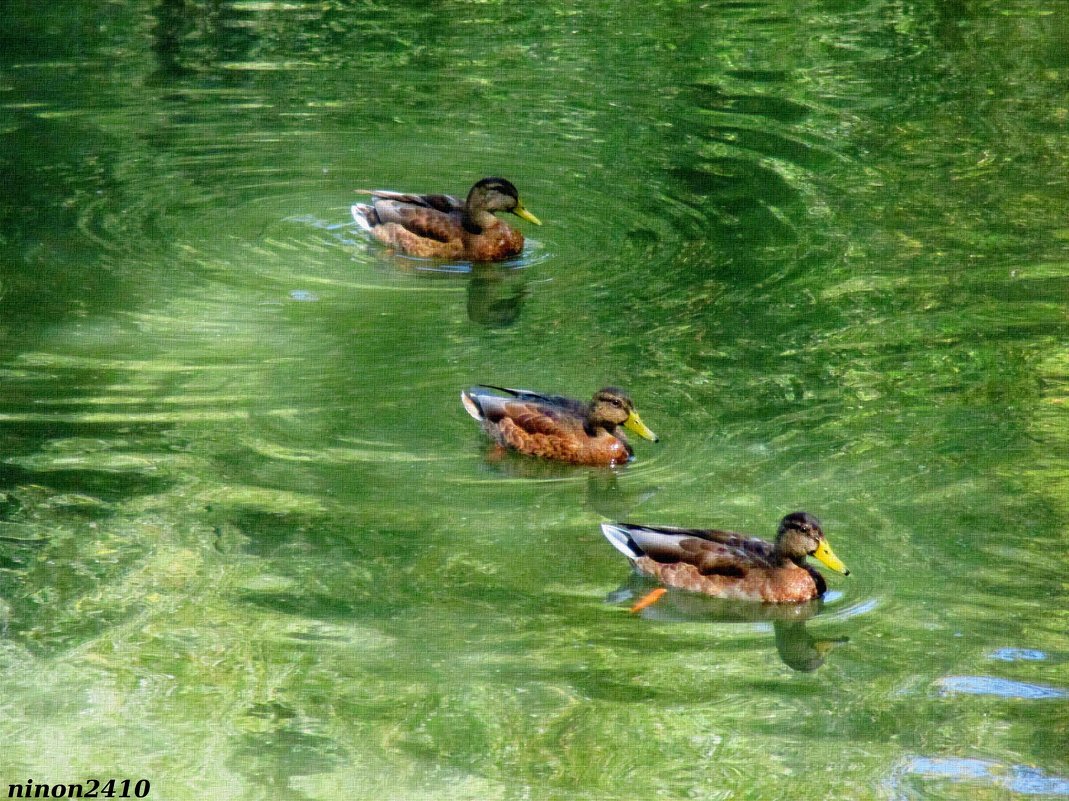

{"left": 461, "top": 385, "right": 658, "bottom": 467}
{"left": 601, "top": 511, "right": 849, "bottom": 603}
{"left": 351, "top": 177, "right": 541, "bottom": 261}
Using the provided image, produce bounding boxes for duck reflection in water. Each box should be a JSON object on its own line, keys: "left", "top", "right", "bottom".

{"left": 607, "top": 577, "right": 849, "bottom": 672}
{"left": 351, "top": 254, "right": 529, "bottom": 328}
{"left": 466, "top": 263, "right": 527, "bottom": 327}
{"left": 465, "top": 455, "right": 661, "bottom": 520}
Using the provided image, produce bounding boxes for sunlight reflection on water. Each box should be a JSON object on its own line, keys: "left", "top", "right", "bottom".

{"left": 893, "top": 756, "right": 1069, "bottom": 798}
{"left": 988, "top": 647, "right": 1049, "bottom": 662}
{"left": 936, "top": 675, "right": 1067, "bottom": 700}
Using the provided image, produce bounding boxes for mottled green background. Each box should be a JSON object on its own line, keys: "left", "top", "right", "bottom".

{"left": 1, "top": 1, "right": 1067, "bottom": 799}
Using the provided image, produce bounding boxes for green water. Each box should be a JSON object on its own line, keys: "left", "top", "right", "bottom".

{"left": 2, "top": 1, "right": 1068, "bottom": 799}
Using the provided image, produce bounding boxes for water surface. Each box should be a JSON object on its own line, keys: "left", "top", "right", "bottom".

{"left": 1, "top": 1, "right": 1067, "bottom": 799}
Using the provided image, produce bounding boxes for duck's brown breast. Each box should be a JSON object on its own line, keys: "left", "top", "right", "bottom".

{"left": 463, "top": 222, "right": 524, "bottom": 261}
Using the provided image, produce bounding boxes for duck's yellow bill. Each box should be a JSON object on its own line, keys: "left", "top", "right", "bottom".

{"left": 514, "top": 203, "right": 542, "bottom": 226}
{"left": 813, "top": 539, "right": 850, "bottom": 575}
{"left": 623, "top": 410, "right": 659, "bottom": 442}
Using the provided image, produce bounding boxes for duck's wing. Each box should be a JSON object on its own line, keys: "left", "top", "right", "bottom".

{"left": 365, "top": 190, "right": 463, "bottom": 213}
{"left": 601, "top": 524, "right": 777, "bottom": 575}
{"left": 462, "top": 387, "right": 583, "bottom": 434}
{"left": 475, "top": 385, "right": 585, "bottom": 413}
{"left": 364, "top": 198, "right": 464, "bottom": 243}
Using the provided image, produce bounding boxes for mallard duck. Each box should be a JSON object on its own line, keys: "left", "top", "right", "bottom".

{"left": 351, "top": 177, "right": 541, "bottom": 261}
{"left": 601, "top": 511, "right": 849, "bottom": 603}
{"left": 461, "top": 385, "right": 658, "bottom": 467}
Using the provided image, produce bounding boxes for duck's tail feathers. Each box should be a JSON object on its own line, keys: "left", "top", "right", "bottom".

{"left": 461, "top": 390, "right": 484, "bottom": 422}
{"left": 600, "top": 523, "right": 646, "bottom": 560}
{"left": 351, "top": 204, "right": 376, "bottom": 232}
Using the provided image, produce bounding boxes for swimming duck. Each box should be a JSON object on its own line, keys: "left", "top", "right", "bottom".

{"left": 351, "top": 177, "right": 541, "bottom": 261}
{"left": 461, "top": 385, "right": 658, "bottom": 467}
{"left": 601, "top": 511, "right": 849, "bottom": 603}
